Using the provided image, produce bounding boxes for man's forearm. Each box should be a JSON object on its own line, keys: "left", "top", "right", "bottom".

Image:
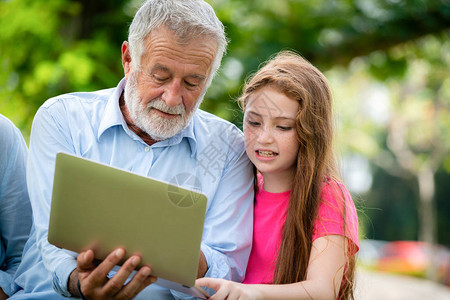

{"left": 68, "top": 268, "right": 80, "bottom": 297}
{"left": 197, "top": 251, "right": 208, "bottom": 278}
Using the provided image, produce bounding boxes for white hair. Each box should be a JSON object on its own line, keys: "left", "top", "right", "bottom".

{"left": 128, "top": 0, "right": 227, "bottom": 90}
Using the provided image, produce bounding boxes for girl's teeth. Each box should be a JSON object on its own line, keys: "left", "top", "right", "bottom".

{"left": 258, "top": 150, "right": 276, "bottom": 157}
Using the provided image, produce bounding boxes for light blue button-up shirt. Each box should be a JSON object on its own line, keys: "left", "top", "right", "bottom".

{"left": 12, "top": 79, "right": 254, "bottom": 299}
{"left": 0, "top": 114, "right": 32, "bottom": 296}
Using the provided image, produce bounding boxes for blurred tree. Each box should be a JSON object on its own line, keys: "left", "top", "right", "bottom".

{"left": 435, "top": 168, "right": 450, "bottom": 246}
{"left": 330, "top": 33, "right": 450, "bottom": 249}
{"left": 205, "top": 0, "right": 450, "bottom": 124}
{"left": 379, "top": 35, "right": 450, "bottom": 248}
{"left": 0, "top": 0, "right": 133, "bottom": 136}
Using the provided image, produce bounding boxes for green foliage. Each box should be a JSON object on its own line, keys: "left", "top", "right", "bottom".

{"left": 0, "top": 0, "right": 131, "bottom": 134}
{"left": 363, "top": 165, "right": 420, "bottom": 241}
{"left": 435, "top": 169, "right": 450, "bottom": 245}
{"left": 204, "top": 0, "right": 450, "bottom": 126}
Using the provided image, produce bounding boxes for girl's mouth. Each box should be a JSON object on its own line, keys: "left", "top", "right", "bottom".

{"left": 256, "top": 150, "right": 278, "bottom": 157}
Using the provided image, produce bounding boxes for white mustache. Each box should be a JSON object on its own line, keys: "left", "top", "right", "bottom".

{"left": 146, "top": 99, "right": 185, "bottom": 116}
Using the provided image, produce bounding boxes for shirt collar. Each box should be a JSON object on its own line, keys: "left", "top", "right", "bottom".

{"left": 98, "top": 78, "right": 198, "bottom": 157}
{"left": 98, "top": 78, "right": 127, "bottom": 140}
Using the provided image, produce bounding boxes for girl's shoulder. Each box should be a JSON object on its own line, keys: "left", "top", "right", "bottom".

{"left": 315, "top": 178, "right": 359, "bottom": 254}
{"left": 320, "top": 178, "right": 352, "bottom": 208}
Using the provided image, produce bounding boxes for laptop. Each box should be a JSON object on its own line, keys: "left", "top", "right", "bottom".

{"left": 48, "top": 152, "right": 210, "bottom": 299}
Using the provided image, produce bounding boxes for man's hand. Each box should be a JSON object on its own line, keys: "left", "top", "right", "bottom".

{"left": 69, "top": 248, "right": 156, "bottom": 300}
{"left": 0, "top": 287, "right": 8, "bottom": 300}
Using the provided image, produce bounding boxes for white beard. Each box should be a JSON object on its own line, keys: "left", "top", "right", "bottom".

{"left": 123, "top": 72, "right": 202, "bottom": 141}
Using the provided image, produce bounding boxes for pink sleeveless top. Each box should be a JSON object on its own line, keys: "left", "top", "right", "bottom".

{"left": 243, "top": 174, "right": 359, "bottom": 284}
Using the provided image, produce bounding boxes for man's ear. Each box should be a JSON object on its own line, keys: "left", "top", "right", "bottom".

{"left": 121, "top": 41, "right": 132, "bottom": 79}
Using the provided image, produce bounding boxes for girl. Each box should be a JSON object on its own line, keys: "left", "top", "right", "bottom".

{"left": 196, "top": 51, "right": 359, "bottom": 299}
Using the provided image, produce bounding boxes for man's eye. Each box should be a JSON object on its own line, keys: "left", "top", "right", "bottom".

{"left": 153, "top": 75, "right": 168, "bottom": 82}
{"left": 184, "top": 80, "right": 199, "bottom": 88}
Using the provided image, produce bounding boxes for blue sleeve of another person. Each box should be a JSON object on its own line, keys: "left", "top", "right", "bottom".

{"left": 0, "top": 114, "right": 32, "bottom": 296}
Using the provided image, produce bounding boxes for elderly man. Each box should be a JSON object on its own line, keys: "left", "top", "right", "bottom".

{"left": 12, "top": 0, "right": 253, "bottom": 299}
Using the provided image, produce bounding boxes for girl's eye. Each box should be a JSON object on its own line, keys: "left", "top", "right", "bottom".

{"left": 277, "top": 126, "right": 292, "bottom": 131}
{"left": 247, "top": 120, "right": 260, "bottom": 127}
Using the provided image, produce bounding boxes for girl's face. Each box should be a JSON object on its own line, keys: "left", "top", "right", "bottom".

{"left": 244, "top": 86, "right": 300, "bottom": 181}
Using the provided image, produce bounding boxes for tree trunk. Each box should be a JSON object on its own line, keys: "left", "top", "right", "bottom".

{"left": 418, "top": 167, "right": 435, "bottom": 244}
{"left": 417, "top": 166, "right": 437, "bottom": 280}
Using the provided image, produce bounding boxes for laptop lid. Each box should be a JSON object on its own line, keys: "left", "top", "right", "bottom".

{"left": 48, "top": 152, "right": 209, "bottom": 298}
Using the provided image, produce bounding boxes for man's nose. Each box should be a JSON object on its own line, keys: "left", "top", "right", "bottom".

{"left": 162, "top": 80, "right": 183, "bottom": 107}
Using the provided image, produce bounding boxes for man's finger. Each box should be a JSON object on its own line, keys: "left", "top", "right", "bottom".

{"left": 86, "top": 248, "right": 126, "bottom": 287}
{"left": 114, "top": 266, "right": 156, "bottom": 300}
{"left": 101, "top": 255, "right": 141, "bottom": 297}
{"left": 77, "top": 250, "right": 96, "bottom": 272}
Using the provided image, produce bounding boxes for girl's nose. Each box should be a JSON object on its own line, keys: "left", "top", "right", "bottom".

{"left": 256, "top": 127, "right": 274, "bottom": 145}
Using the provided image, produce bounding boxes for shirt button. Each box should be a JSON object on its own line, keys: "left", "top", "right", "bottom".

{"left": 145, "top": 147, "right": 150, "bottom": 152}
